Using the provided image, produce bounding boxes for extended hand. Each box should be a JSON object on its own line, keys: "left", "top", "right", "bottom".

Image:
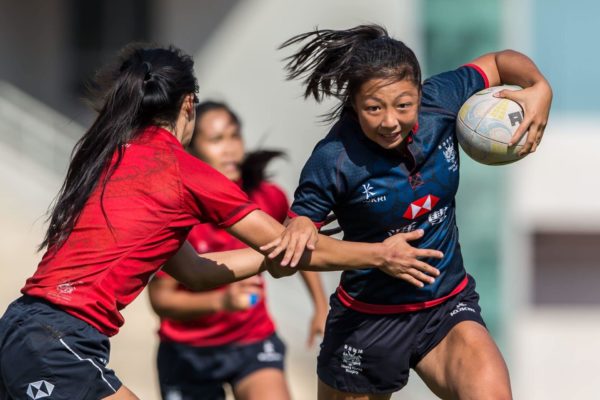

{"left": 380, "top": 229, "right": 443, "bottom": 288}
{"left": 259, "top": 216, "right": 318, "bottom": 267}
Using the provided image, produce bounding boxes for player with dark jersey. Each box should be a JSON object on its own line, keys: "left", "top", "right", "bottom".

{"left": 274, "top": 25, "right": 552, "bottom": 399}
{"left": 0, "top": 44, "right": 435, "bottom": 400}
{"left": 148, "top": 101, "right": 327, "bottom": 400}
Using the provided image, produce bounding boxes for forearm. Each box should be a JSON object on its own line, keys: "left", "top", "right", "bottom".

{"left": 150, "top": 288, "right": 226, "bottom": 321}
{"left": 297, "top": 235, "right": 386, "bottom": 272}
{"left": 163, "top": 242, "right": 266, "bottom": 291}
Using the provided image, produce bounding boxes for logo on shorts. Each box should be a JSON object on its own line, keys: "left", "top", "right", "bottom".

{"left": 341, "top": 344, "right": 363, "bottom": 375}
{"left": 26, "top": 380, "right": 54, "bottom": 399}
{"left": 165, "top": 387, "right": 183, "bottom": 400}
{"left": 449, "top": 302, "right": 476, "bottom": 317}
{"left": 257, "top": 340, "right": 283, "bottom": 362}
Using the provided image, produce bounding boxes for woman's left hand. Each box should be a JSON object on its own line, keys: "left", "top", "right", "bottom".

{"left": 307, "top": 307, "right": 328, "bottom": 348}
{"left": 259, "top": 216, "right": 319, "bottom": 267}
{"left": 495, "top": 80, "right": 553, "bottom": 156}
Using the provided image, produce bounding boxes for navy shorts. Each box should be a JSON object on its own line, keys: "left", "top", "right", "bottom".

{"left": 0, "top": 296, "right": 121, "bottom": 400}
{"left": 157, "top": 333, "right": 286, "bottom": 400}
{"left": 317, "top": 275, "right": 486, "bottom": 394}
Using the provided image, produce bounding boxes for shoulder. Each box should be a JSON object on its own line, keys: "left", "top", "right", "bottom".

{"left": 421, "top": 65, "right": 489, "bottom": 112}
{"left": 304, "top": 116, "right": 357, "bottom": 168}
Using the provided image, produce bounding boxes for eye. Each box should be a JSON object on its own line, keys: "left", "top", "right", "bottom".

{"left": 365, "top": 105, "right": 381, "bottom": 113}
{"left": 397, "top": 102, "right": 413, "bottom": 110}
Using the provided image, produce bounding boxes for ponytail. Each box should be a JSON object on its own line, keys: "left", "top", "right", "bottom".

{"left": 40, "top": 44, "right": 198, "bottom": 251}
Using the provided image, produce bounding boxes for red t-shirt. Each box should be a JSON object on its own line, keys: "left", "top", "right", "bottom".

{"left": 22, "top": 127, "right": 258, "bottom": 336}
{"left": 157, "top": 181, "right": 289, "bottom": 347}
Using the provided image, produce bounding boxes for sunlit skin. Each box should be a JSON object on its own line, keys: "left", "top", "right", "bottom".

{"left": 353, "top": 78, "right": 421, "bottom": 151}
{"left": 189, "top": 108, "right": 245, "bottom": 181}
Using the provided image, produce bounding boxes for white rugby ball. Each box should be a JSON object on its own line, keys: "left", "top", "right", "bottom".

{"left": 456, "top": 85, "right": 526, "bottom": 165}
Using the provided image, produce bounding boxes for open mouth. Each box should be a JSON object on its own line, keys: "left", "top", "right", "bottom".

{"left": 379, "top": 131, "right": 402, "bottom": 143}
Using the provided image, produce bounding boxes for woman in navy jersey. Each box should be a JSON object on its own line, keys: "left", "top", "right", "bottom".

{"left": 0, "top": 43, "right": 440, "bottom": 400}
{"left": 148, "top": 101, "right": 328, "bottom": 400}
{"left": 273, "top": 25, "right": 553, "bottom": 399}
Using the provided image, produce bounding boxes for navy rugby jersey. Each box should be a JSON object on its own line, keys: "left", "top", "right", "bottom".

{"left": 290, "top": 65, "right": 489, "bottom": 313}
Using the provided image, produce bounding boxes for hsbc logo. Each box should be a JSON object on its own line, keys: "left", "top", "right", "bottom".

{"left": 27, "top": 380, "right": 54, "bottom": 399}
{"left": 403, "top": 195, "right": 439, "bottom": 220}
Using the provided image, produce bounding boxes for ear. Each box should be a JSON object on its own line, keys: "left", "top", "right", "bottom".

{"left": 184, "top": 94, "right": 196, "bottom": 121}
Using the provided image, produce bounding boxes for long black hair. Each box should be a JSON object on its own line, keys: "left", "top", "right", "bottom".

{"left": 40, "top": 43, "right": 198, "bottom": 251}
{"left": 192, "top": 101, "right": 285, "bottom": 194}
{"left": 279, "top": 24, "right": 421, "bottom": 121}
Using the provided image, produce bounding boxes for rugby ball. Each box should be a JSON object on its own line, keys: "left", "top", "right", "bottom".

{"left": 456, "top": 85, "right": 526, "bottom": 165}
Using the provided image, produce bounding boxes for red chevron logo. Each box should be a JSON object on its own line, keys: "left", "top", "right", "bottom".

{"left": 403, "top": 194, "right": 439, "bottom": 220}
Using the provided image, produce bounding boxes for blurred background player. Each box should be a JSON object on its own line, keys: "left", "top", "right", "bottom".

{"left": 275, "top": 24, "right": 552, "bottom": 400}
{"left": 148, "top": 101, "right": 328, "bottom": 400}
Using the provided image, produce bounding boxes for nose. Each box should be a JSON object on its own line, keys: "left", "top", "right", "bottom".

{"left": 381, "top": 110, "right": 398, "bottom": 130}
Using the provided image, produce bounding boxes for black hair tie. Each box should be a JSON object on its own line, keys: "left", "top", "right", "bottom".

{"left": 142, "top": 61, "right": 153, "bottom": 82}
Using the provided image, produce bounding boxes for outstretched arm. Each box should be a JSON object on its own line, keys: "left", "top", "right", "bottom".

{"left": 165, "top": 209, "right": 443, "bottom": 290}
{"left": 470, "top": 50, "right": 553, "bottom": 154}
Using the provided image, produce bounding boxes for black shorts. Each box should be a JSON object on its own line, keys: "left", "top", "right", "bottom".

{"left": 317, "top": 275, "right": 485, "bottom": 394}
{"left": 157, "top": 333, "right": 286, "bottom": 400}
{"left": 0, "top": 296, "right": 122, "bottom": 400}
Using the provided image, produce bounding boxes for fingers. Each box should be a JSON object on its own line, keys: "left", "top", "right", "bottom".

{"left": 397, "top": 273, "right": 427, "bottom": 288}
{"left": 264, "top": 235, "right": 290, "bottom": 260}
{"left": 509, "top": 117, "right": 531, "bottom": 147}
{"left": 402, "top": 229, "right": 425, "bottom": 242}
{"left": 259, "top": 237, "right": 281, "bottom": 253}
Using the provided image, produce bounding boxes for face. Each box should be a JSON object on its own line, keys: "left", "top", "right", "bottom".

{"left": 190, "top": 108, "right": 245, "bottom": 181}
{"left": 353, "top": 78, "right": 420, "bottom": 150}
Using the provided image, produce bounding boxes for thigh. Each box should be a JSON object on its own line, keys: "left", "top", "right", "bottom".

{"left": 317, "top": 379, "right": 391, "bottom": 400}
{"left": 233, "top": 368, "right": 290, "bottom": 400}
{"left": 415, "top": 321, "right": 512, "bottom": 400}
{"left": 157, "top": 341, "right": 225, "bottom": 400}
{"left": 102, "top": 385, "right": 139, "bottom": 400}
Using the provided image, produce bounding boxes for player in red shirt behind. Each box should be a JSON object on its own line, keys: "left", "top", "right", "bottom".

{"left": 148, "top": 101, "right": 328, "bottom": 400}
{"left": 0, "top": 43, "right": 446, "bottom": 400}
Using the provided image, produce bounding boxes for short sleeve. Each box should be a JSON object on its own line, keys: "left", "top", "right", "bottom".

{"left": 421, "top": 65, "right": 489, "bottom": 115}
{"left": 290, "top": 141, "right": 342, "bottom": 227}
{"left": 178, "top": 152, "right": 259, "bottom": 227}
{"left": 251, "top": 183, "right": 289, "bottom": 224}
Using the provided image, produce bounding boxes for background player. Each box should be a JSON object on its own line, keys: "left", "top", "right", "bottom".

{"left": 148, "top": 101, "right": 328, "bottom": 400}
{"left": 272, "top": 24, "right": 552, "bottom": 399}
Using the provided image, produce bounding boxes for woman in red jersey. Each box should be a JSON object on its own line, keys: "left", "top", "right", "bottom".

{"left": 0, "top": 43, "right": 443, "bottom": 400}
{"left": 148, "top": 101, "right": 328, "bottom": 400}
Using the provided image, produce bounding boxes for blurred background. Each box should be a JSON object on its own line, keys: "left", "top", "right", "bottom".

{"left": 1, "top": 0, "right": 598, "bottom": 398}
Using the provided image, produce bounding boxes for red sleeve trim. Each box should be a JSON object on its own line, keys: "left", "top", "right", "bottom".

{"left": 335, "top": 275, "right": 468, "bottom": 314}
{"left": 217, "top": 204, "right": 260, "bottom": 228}
{"left": 464, "top": 63, "right": 490, "bottom": 88}
{"left": 286, "top": 209, "right": 325, "bottom": 229}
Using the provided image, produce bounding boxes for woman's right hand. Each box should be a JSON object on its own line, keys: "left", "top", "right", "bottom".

{"left": 379, "top": 229, "right": 443, "bottom": 288}
{"left": 221, "top": 276, "right": 263, "bottom": 311}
